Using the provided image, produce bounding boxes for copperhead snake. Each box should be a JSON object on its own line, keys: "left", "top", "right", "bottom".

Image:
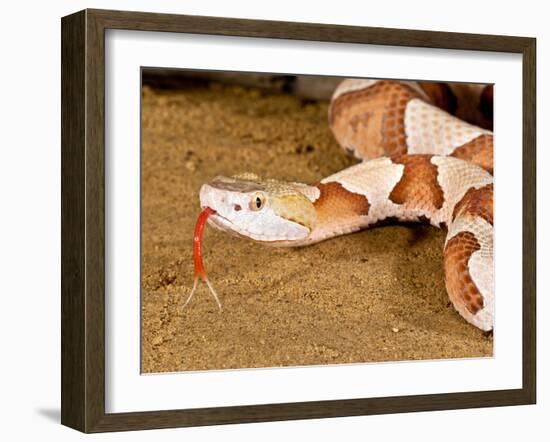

{"left": 190, "top": 78, "right": 494, "bottom": 332}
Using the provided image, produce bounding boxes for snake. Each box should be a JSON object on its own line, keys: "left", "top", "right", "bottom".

{"left": 191, "top": 78, "right": 494, "bottom": 332}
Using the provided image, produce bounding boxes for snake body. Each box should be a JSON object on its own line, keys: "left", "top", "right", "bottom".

{"left": 199, "top": 79, "right": 494, "bottom": 331}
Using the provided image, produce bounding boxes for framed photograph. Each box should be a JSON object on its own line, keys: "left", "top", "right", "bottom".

{"left": 61, "top": 9, "right": 536, "bottom": 433}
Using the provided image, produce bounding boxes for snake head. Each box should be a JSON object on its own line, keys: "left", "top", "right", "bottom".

{"left": 199, "top": 173, "right": 318, "bottom": 243}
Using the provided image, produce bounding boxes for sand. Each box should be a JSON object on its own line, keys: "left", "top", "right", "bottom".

{"left": 141, "top": 82, "right": 492, "bottom": 373}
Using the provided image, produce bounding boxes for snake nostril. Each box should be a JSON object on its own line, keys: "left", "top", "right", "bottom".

{"left": 234, "top": 204, "right": 242, "bottom": 212}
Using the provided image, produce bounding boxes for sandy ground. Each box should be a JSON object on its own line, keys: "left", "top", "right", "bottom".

{"left": 141, "top": 81, "right": 492, "bottom": 373}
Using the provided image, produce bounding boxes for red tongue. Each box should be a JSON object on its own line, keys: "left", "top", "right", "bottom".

{"left": 184, "top": 207, "right": 222, "bottom": 311}
{"left": 193, "top": 207, "right": 215, "bottom": 278}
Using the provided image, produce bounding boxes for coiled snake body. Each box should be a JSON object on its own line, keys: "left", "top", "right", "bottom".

{"left": 199, "top": 79, "right": 494, "bottom": 331}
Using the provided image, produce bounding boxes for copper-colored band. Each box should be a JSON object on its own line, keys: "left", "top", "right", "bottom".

{"left": 444, "top": 232, "right": 484, "bottom": 314}
{"left": 389, "top": 154, "right": 444, "bottom": 211}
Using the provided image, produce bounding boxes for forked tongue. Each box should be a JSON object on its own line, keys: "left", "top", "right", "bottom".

{"left": 183, "top": 207, "right": 222, "bottom": 311}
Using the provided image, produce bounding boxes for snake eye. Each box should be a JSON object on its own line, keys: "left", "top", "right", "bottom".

{"left": 250, "top": 192, "right": 266, "bottom": 211}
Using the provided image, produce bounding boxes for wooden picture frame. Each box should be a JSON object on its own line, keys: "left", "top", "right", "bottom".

{"left": 61, "top": 8, "right": 536, "bottom": 433}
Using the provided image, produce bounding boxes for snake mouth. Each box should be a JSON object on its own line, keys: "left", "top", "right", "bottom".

{"left": 206, "top": 211, "right": 263, "bottom": 241}
{"left": 200, "top": 207, "right": 250, "bottom": 239}
{"left": 200, "top": 206, "right": 307, "bottom": 245}
{"left": 205, "top": 211, "right": 232, "bottom": 230}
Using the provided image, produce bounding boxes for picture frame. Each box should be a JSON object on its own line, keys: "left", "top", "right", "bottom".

{"left": 61, "top": 8, "right": 536, "bottom": 433}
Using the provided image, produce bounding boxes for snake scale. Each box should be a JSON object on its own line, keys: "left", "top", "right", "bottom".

{"left": 196, "top": 78, "right": 494, "bottom": 332}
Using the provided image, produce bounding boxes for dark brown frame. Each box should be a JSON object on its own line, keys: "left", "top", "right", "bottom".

{"left": 61, "top": 8, "right": 536, "bottom": 433}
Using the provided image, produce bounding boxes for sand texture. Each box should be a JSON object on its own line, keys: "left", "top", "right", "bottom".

{"left": 141, "top": 82, "right": 492, "bottom": 373}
